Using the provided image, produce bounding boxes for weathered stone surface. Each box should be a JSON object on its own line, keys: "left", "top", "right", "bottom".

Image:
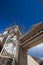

{"left": 0, "top": 56, "right": 13, "bottom": 65}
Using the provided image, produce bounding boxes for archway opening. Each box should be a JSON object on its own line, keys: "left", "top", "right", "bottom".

{"left": 27, "top": 42, "right": 43, "bottom": 64}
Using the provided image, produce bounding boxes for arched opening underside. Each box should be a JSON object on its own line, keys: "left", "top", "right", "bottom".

{"left": 20, "top": 31, "right": 43, "bottom": 50}
{"left": 19, "top": 32, "right": 43, "bottom": 65}
{"left": 19, "top": 23, "right": 43, "bottom": 65}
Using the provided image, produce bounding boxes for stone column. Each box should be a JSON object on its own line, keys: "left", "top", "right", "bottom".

{"left": 19, "top": 47, "right": 27, "bottom": 65}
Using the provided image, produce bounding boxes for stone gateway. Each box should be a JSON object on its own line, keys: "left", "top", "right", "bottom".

{"left": 0, "top": 22, "right": 43, "bottom": 65}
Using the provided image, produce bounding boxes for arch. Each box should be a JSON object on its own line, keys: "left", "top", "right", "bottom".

{"left": 19, "top": 22, "right": 43, "bottom": 65}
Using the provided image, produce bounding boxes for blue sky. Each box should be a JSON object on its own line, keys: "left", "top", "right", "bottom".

{"left": 28, "top": 43, "right": 43, "bottom": 58}
{"left": 0, "top": 0, "right": 43, "bottom": 33}
{"left": 0, "top": 0, "right": 43, "bottom": 58}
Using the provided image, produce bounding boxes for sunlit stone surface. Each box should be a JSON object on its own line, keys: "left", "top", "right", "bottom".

{"left": 0, "top": 37, "right": 4, "bottom": 42}
{"left": 3, "top": 31, "right": 8, "bottom": 35}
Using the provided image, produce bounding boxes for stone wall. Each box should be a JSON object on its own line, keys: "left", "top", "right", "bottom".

{"left": 27, "top": 55, "right": 39, "bottom": 65}
{"left": 0, "top": 55, "right": 18, "bottom": 65}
